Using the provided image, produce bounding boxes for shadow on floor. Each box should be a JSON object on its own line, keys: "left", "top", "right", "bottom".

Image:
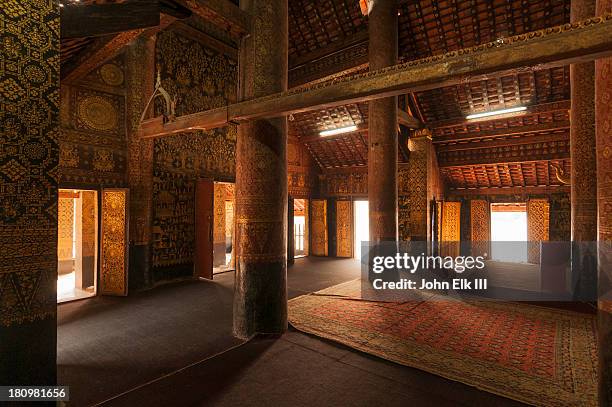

{"left": 58, "top": 257, "right": 526, "bottom": 406}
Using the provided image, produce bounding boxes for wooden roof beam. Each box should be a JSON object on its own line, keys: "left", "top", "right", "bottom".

{"left": 179, "top": 0, "right": 251, "bottom": 38}
{"left": 62, "top": 14, "right": 178, "bottom": 83}
{"left": 438, "top": 150, "right": 570, "bottom": 167}
{"left": 139, "top": 14, "right": 612, "bottom": 139}
{"left": 61, "top": 0, "right": 161, "bottom": 39}
{"left": 445, "top": 185, "right": 570, "bottom": 196}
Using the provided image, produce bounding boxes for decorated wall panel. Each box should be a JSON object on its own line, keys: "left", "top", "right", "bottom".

{"left": 447, "top": 193, "right": 570, "bottom": 242}
{"left": 320, "top": 167, "right": 368, "bottom": 196}
{"left": 152, "top": 27, "right": 237, "bottom": 281}
{"left": 0, "top": 1, "right": 59, "bottom": 327}
{"left": 527, "top": 198, "right": 550, "bottom": 264}
{"left": 57, "top": 196, "right": 75, "bottom": 261}
{"left": 100, "top": 189, "right": 128, "bottom": 296}
{"left": 310, "top": 199, "right": 328, "bottom": 256}
{"left": 59, "top": 77, "right": 127, "bottom": 187}
{"left": 470, "top": 200, "right": 490, "bottom": 256}
{"left": 288, "top": 136, "right": 318, "bottom": 198}
{"left": 441, "top": 202, "right": 461, "bottom": 257}
{"left": 336, "top": 200, "right": 353, "bottom": 257}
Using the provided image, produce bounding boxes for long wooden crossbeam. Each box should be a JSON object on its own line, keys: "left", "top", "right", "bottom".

{"left": 139, "top": 13, "right": 612, "bottom": 139}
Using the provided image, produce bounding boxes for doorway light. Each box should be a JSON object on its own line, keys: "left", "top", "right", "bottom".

{"left": 320, "top": 125, "right": 358, "bottom": 137}
{"left": 466, "top": 106, "right": 527, "bottom": 120}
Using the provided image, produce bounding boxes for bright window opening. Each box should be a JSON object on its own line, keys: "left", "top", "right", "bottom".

{"left": 293, "top": 199, "right": 308, "bottom": 257}
{"left": 490, "top": 203, "right": 528, "bottom": 263}
{"left": 354, "top": 201, "right": 369, "bottom": 260}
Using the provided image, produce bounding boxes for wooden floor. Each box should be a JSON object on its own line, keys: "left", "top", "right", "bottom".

{"left": 58, "top": 257, "right": 528, "bottom": 407}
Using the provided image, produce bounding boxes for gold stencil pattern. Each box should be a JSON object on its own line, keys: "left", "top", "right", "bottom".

{"left": 100, "top": 189, "right": 128, "bottom": 296}
{"left": 527, "top": 199, "right": 550, "bottom": 264}
{"left": 0, "top": 0, "right": 59, "bottom": 326}
{"left": 310, "top": 199, "right": 328, "bottom": 256}
{"left": 336, "top": 200, "right": 353, "bottom": 257}
{"left": 100, "top": 63, "right": 124, "bottom": 87}
{"left": 77, "top": 95, "right": 118, "bottom": 132}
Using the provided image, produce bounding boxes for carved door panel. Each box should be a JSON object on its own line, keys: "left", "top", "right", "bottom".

{"left": 440, "top": 201, "right": 461, "bottom": 258}
{"left": 527, "top": 199, "right": 550, "bottom": 264}
{"left": 288, "top": 197, "right": 295, "bottom": 264}
{"left": 100, "top": 188, "right": 129, "bottom": 296}
{"left": 336, "top": 200, "right": 353, "bottom": 257}
{"left": 196, "top": 179, "right": 214, "bottom": 280}
{"left": 310, "top": 199, "right": 328, "bottom": 256}
{"left": 470, "top": 200, "right": 490, "bottom": 256}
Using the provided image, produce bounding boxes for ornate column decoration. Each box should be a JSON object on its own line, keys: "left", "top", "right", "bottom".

{"left": 233, "top": 0, "right": 289, "bottom": 339}
{"left": 570, "top": 0, "right": 597, "bottom": 244}
{"left": 595, "top": 1, "right": 612, "bottom": 405}
{"left": 368, "top": 0, "right": 399, "bottom": 244}
{"left": 126, "top": 35, "right": 156, "bottom": 289}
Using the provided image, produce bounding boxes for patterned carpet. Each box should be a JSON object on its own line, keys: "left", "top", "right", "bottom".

{"left": 288, "top": 279, "right": 598, "bottom": 407}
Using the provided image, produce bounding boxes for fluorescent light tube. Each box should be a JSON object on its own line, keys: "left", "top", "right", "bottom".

{"left": 319, "top": 125, "right": 358, "bottom": 137}
{"left": 466, "top": 106, "right": 527, "bottom": 120}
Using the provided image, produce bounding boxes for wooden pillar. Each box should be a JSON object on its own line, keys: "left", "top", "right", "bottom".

{"left": 126, "top": 35, "right": 156, "bottom": 290}
{"left": 595, "top": 1, "right": 612, "bottom": 404}
{"left": 570, "top": 0, "right": 597, "bottom": 243}
{"left": 233, "top": 0, "right": 288, "bottom": 339}
{"left": 0, "top": 2, "right": 59, "bottom": 385}
{"left": 368, "top": 0, "right": 398, "bottom": 243}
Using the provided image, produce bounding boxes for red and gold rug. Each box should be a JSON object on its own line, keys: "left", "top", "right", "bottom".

{"left": 288, "top": 279, "right": 598, "bottom": 407}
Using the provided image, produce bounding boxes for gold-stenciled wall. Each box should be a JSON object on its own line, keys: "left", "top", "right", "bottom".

{"left": 151, "top": 26, "right": 237, "bottom": 281}
{"left": 59, "top": 55, "right": 128, "bottom": 187}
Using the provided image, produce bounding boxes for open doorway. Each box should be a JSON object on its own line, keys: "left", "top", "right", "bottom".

{"left": 57, "top": 189, "right": 98, "bottom": 303}
{"left": 213, "top": 182, "right": 234, "bottom": 274}
{"left": 354, "top": 200, "right": 369, "bottom": 260}
{"left": 293, "top": 198, "right": 309, "bottom": 258}
{"left": 490, "top": 203, "right": 528, "bottom": 263}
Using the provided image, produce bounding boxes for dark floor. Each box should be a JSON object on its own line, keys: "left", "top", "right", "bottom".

{"left": 58, "top": 257, "right": 526, "bottom": 407}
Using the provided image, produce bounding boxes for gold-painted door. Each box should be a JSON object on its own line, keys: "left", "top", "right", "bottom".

{"left": 470, "top": 200, "right": 490, "bottom": 256}
{"left": 310, "top": 199, "right": 328, "bottom": 256}
{"left": 336, "top": 200, "right": 353, "bottom": 257}
{"left": 440, "top": 201, "right": 461, "bottom": 258}
{"left": 100, "top": 188, "right": 129, "bottom": 296}
{"left": 527, "top": 199, "right": 550, "bottom": 264}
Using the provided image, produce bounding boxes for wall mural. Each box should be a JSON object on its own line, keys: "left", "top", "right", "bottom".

{"left": 0, "top": 1, "right": 59, "bottom": 326}
{"left": 152, "top": 28, "right": 237, "bottom": 281}
{"left": 59, "top": 59, "right": 127, "bottom": 187}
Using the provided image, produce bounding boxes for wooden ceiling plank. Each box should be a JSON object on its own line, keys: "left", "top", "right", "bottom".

{"left": 179, "top": 0, "right": 251, "bottom": 38}
{"left": 434, "top": 120, "right": 569, "bottom": 147}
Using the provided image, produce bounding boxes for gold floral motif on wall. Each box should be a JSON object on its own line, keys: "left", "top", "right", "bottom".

{"left": 152, "top": 27, "right": 238, "bottom": 277}
{"left": 93, "top": 149, "right": 115, "bottom": 172}
{"left": 77, "top": 95, "right": 119, "bottom": 132}
{"left": 100, "top": 63, "right": 124, "bottom": 87}
{"left": 59, "top": 144, "right": 79, "bottom": 168}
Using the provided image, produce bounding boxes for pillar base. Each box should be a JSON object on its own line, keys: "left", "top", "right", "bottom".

{"left": 233, "top": 260, "right": 287, "bottom": 340}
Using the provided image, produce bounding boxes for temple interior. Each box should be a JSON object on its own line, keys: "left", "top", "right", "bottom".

{"left": 1, "top": 0, "right": 611, "bottom": 406}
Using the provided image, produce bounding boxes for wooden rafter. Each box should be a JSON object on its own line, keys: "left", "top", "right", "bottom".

{"left": 139, "top": 14, "right": 612, "bottom": 139}
{"left": 62, "top": 14, "right": 177, "bottom": 82}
